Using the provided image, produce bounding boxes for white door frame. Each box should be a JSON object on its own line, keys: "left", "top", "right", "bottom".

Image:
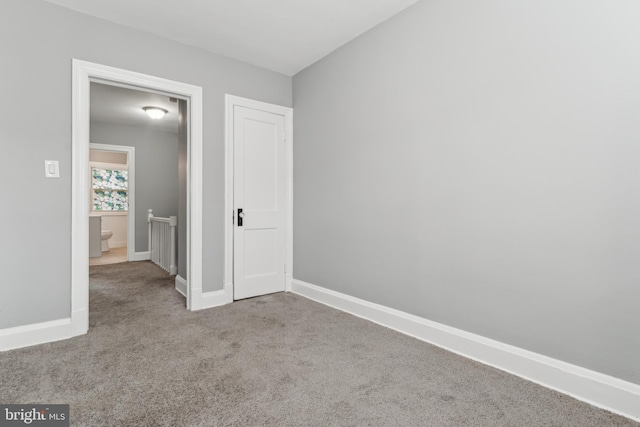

{"left": 89, "top": 143, "right": 135, "bottom": 261}
{"left": 72, "top": 59, "right": 204, "bottom": 337}
{"left": 224, "top": 95, "right": 293, "bottom": 302}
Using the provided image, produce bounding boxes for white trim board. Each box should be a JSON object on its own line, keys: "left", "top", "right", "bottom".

{"left": 131, "top": 251, "right": 151, "bottom": 261}
{"left": 175, "top": 275, "right": 187, "bottom": 297}
{"left": 291, "top": 279, "right": 640, "bottom": 422}
{"left": 224, "top": 95, "right": 294, "bottom": 303}
{"left": 72, "top": 60, "right": 204, "bottom": 338}
{"left": 201, "top": 290, "right": 228, "bottom": 309}
{"left": 0, "top": 319, "right": 73, "bottom": 352}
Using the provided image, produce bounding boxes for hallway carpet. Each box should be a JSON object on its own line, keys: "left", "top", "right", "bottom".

{"left": 0, "top": 261, "right": 636, "bottom": 426}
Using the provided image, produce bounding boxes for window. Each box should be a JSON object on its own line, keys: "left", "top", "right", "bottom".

{"left": 92, "top": 168, "right": 128, "bottom": 211}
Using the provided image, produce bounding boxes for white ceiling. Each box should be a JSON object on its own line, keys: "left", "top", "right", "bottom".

{"left": 43, "top": 0, "right": 418, "bottom": 75}
{"left": 91, "top": 83, "right": 179, "bottom": 133}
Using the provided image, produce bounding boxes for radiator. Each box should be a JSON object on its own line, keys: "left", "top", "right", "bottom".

{"left": 148, "top": 209, "right": 177, "bottom": 275}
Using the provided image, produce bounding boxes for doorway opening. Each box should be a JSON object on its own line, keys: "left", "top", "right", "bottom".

{"left": 71, "top": 60, "right": 204, "bottom": 337}
{"left": 88, "top": 143, "right": 134, "bottom": 266}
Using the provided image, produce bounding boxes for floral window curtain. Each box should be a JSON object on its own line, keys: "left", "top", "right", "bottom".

{"left": 92, "top": 168, "right": 128, "bottom": 211}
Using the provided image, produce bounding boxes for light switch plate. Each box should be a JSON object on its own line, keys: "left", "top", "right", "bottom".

{"left": 45, "top": 160, "right": 60, "bottom": 178}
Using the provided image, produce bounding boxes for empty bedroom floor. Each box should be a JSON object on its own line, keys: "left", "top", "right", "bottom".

{"left": 0, "top": 261, "right": 636, "bottom": 426}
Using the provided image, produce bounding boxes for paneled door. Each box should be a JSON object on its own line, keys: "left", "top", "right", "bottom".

{"left": 233, "top": 105, "right": 287, "bottom": 300}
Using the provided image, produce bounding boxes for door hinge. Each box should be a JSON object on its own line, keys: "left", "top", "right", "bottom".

{"left": 232, "top": 210, "right": 235, "bottom": 225}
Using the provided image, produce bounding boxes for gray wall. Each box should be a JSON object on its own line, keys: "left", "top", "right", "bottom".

{"left": 178, "top": 100, "right": 188, "bottom": 279}
{"left": 293, "top": 0, "right": 640, "bottom": 383}
{"left": 0, "top": 0, "right": 291, "bottom": 329}
{"left": 90, "top": 121, "right": 178, "bottom": 253}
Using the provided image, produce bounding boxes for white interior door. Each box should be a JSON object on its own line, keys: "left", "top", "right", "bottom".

{"left": 233, "top": 105, "right": 287, "bottom": 300}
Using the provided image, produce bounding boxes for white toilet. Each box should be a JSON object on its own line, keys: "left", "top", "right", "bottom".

{"left": 101, "top": 230, "right": 113, "bottom": 252}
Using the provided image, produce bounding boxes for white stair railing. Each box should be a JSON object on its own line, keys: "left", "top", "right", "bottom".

{"left": 147, "top": 209, "right": 177, "bottom": 275}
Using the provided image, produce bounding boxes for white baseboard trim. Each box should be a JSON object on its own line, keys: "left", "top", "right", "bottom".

{"left": 109, "top": 241, "right": 127, "bottom": 249}
{"left": 175, "top": 275, "right": 187, "bottom": 297}
{"left": 291, "top": 279, "right": 640, "bottom": 422}
{"left": 200, "top": 290, "right": 227, "bottom": 310}
{"left": 0, "top": 318, "right": 74, "bottom": 352}
{"left": 131, "top": 251, "right": 150, "bottom": 261}
{"left": 189, "top": 288, "right": 227, "bottom": 311}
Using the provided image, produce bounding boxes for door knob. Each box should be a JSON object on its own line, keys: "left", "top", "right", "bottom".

{"left": 237, "top": 208, "right": 244, "bottom": 226}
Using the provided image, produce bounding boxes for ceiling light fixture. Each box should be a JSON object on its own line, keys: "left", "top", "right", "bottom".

{"left": 142, "top": 106, "right": 168, "bottom": 119}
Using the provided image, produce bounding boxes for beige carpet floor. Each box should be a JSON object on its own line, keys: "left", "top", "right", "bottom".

{"left": 0, "top": 261, "right": 636, "bottom": 426}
